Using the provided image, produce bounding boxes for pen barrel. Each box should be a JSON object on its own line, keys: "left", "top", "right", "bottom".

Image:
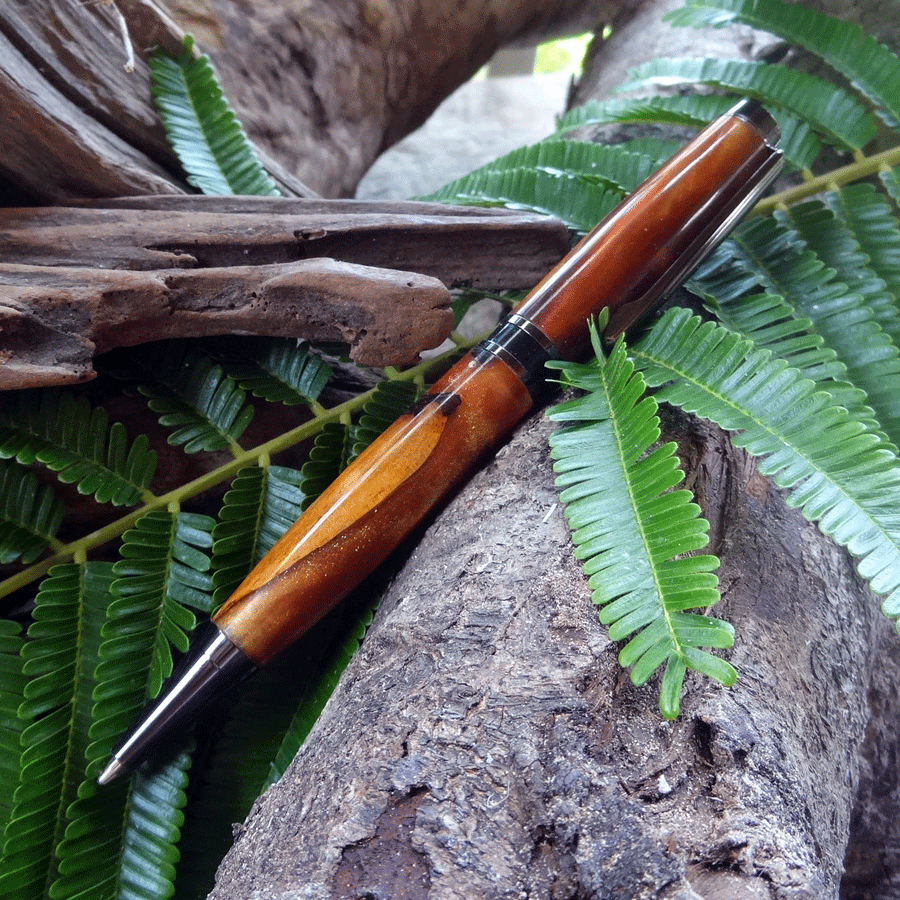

{"left": 214, "top": 352, "right": 533, "bottom": 662}
{"left": 212, "top": 100, "right": 781, "bottom": 666}
{"left": 514, "top": 107, "right": 780, "bottom": 356}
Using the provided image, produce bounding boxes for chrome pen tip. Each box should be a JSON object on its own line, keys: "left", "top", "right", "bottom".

{"left": 97, "top": 757, "right": 125, "bottom": 786}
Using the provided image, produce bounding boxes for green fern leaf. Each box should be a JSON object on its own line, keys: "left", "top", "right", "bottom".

{"left": 822, "top": 183, "right": 900, "bottom": 348}
{"left": 0, "top": 460, "right": 64, "bottom": 564}
{"left": 137, "top": 343, "right": 254, "bottom": 454}
{"left": 0, "top": 620, "right": 25, "bottom": 838}
{"left": 782, "top": 200, "right": 900, "bottom": 447}
{"left": 0, "top": 391, "right": 157, "bottom": 506}
{"left": 692, "top": 239, "right": 888, "bottom": 443}
{"left": 149, "top": 35, "right": 279, "bottom": 196}
{"left": 211, "top": 464, "right": 305, "bottom": 606}
{"left": 299, "top": 422, "right": 351, "bottom": 509}
{"left": 666, "top": 0, "right": 900, "bottom": 130}
{"left": 724, "top": 211, "right": 900, "bottom": 448}
{"left": 222, "top": 338, "right": 333, "bottom": 406}
{"left": 52, "top": 751, "right": 190, "bottom": 900}
{"left": 349, "top": 380, "right": 421, "bottom": 460}
{"left": 547, "top": 328, "right": 732, "bottom": 719}
{"left": 427, "top": 164, "right": 621, "bottom": 232}
{"left": 428, "top": 139, "right": 656, "bottom": 203}
{"left": 554, "top": 93, "right": 819, "bottom": 170}
{"left": 631, "top": 308, "right": 900, "bottom": 624}
{"left": 0, "top": 562, "right": 112, "bottom": 898}
{"left": 617, "top": 56, "right": 876, "bottom": 151}
{"left": 99, "top": 512, "right": 214, "bottom": 706}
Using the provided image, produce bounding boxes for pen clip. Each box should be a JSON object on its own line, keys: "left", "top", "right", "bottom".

{"left": 603, "top": 137, "right": 783, "bottom": 345}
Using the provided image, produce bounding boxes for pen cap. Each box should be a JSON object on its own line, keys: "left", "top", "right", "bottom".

{"left": 513, "top": 99, "right": 782, "bottom": 357}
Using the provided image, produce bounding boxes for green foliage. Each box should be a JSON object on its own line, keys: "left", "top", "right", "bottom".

{"left": 149, "top": 35, "right": 279, "bottom": 196}
{"left": 5, "top": 2, "right": 900, "bottom": 898}
{"left": 548, "top": 328, "right": 733, "bottom": 718}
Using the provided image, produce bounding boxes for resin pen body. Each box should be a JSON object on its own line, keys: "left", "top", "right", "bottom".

{"left": 98, "top": 99, "right": 782, "bottom": 785}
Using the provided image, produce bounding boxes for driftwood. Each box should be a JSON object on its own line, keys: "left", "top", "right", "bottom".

{"left": 0, "top": 261, "right": 452, "bottom": 389}
{"left": 0, "top": 1, "right": 628, "bottom": 202}
{"left": 0, "top": 199, "right": 568, "bottom": 387}
{"left": 0, "top": 199, "right": 568, "bottom": 283}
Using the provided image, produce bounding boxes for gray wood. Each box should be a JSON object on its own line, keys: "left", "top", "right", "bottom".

{"left": 0, "top": 260, "right": 452, "bottom": 388}
{"left": 211, "top": 414, "right": 893, "bottom": 899}
{"left": 0, "top": 201, "right": 568, "bottom": 288}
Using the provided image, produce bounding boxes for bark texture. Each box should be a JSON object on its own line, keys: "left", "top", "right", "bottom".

{"left": 207, "top": 1, "right": 900, "bottom": 898}
{"left": 211, "top": 413, "right": 898, "bottom": 899}
{"left": 0, "top": 0, "right": 631, "bottom": 202}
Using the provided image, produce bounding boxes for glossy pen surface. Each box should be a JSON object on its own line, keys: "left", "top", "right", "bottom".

{"left": 98, "top": 98, "right": 782, "bottom": 783}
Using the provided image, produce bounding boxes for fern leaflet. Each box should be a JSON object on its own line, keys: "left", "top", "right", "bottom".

{"left": 149, "top": 35, "right": 279, "bottom": 196}
{"left": 0, "top": 460, "right": 64, "bottom": 564}
{"left": 616, "top": 55, "right": 876, "bottom": 151}
{"left": 666, "top": 0, "right": 900, "bottom": 130}
{"left": 547, "top": 327, "right": 732, "bottom": 718}
{"left": 137, "top": 343, "right": 254, "bottom": 454}
{"left": 0, "top": 391, "right": 157, "bottom": 506}
{"left": 631, "top": 308, "right": 900, "bottom": 622}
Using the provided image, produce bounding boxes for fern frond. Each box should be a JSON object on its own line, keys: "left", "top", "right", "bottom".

{"left": 52, "top": 752, "right": 190, "bottom": 900}
{"left": 693, "top": 227, "right": 891, "bottom": 443}
{"left": 0, "top": 620, "right": 25, "bottom": 837}
{"left": 349, "top": 380, "right": 421, "bottom": 460}
{"left": 299, "top": 422, "right": 351, "bottom": 510}
{"left": 0, "top": 391, "right": 157, "bottom": 506}
{"left": 554, "top": 93, "right": 819, "bottom": 170}
{"left": 101, "top": 511, "right": 215, "bottom": 706}
{"left": 617, "top": 56, "right": 876, "bottom": 151}
{"left": 211, "top": 464, "right": 305, "bottom": 606}
{"left": 428, "top": 139, "right": 656, "bottom": 202}
{"left": 880, "top": 166, "right": 900, "bottom": 208}
{"left": 822, "top": 183, "right": 900, "bottom": 345}
{"left": 137, "top": 343, "right": 254, "bottom": 454}
{"left": 547, "top": 328, "right": 732, "bottom": 718}
{"left": 149, "top": 35, "right": 279, "bottom": 196}
{"left": 631, "top": 308, "right": 900, "bottom": 623}
{"left": 666, "top": 0, "right": 900, "bottom": 130}
{"left": 723, "top": 210, "right": 900, "bottom": 447}
{"left": 222, "top": 338, "right": 333, "bottom": 406}
{"left": 782, "top": 200, "right": 900, "bottom": 446}
{"left": 0, "top": 562, "right": 112, "bottom": 898}
{"left": 0, "top": 460, "right": 64, "bottom": 564}
{"left": 427, "top": 165, "right": 621, "bottom": 232}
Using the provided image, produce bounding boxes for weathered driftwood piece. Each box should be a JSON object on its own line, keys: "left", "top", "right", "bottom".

{"left": 0, "top": 260, "right": 452, "bottom": 389}
{"left": 0, "top": 201, "right": 569, "bottom": 287}
{"left": 1, "top": 1, "right": 628, "bottom": 202}
{"left": 210, "top": 413, "right": 897, "bottom": 899}
{"left": 0, "top": 1, "right": 313, "bottom": 200}
{"left": 0, "top": 27, "right": 178, "bottom": 202}
{"left": 0, "top": 199, "right": 568, "bottom": 388}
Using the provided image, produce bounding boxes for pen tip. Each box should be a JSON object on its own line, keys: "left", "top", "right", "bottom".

{"left": 97, "top": 758, "right": 125, "bottom": 786}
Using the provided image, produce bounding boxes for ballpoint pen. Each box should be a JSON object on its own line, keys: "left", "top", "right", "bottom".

{"left": 98, "top": 98, "right": 783, "bottom": 785}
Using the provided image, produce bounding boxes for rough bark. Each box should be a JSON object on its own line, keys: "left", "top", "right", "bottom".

{"left": 1, "top": 0, "right": 632, "bottom": 202}
{"left": 208, "top": 1, "right": 900, "bottom": 898}
{"left": 210, "top": 412, "right": 897, "bottom": 900}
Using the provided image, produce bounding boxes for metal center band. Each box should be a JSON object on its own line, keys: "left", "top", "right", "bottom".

{"left": 474, "top": 313, "right": 560, "bottom": 400}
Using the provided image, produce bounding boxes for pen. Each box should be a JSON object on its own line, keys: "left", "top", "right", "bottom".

{"left": 98, "top": 98, "right": 782, "bottom": 784}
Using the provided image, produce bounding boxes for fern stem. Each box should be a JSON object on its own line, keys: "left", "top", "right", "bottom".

{"left": 754, "top": 143, "right": 900, "bottom": 215}
{"left": 0, "top": 339, "right": 477, "bottom": 600}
